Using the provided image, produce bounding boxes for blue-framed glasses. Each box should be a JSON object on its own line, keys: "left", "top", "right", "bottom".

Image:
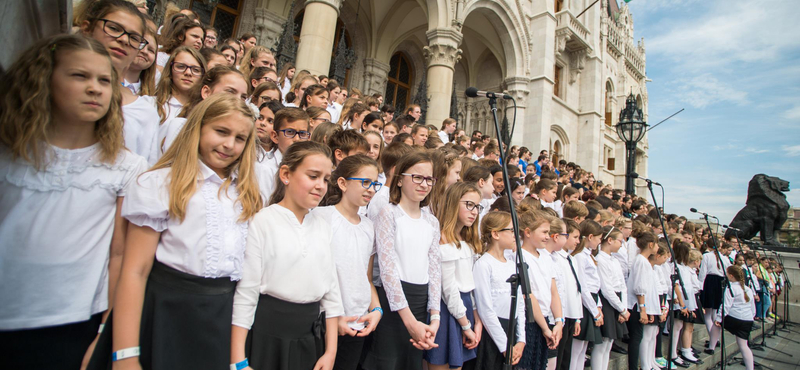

{"left": 347, "top": 178, "right": 383, "bottom": 191}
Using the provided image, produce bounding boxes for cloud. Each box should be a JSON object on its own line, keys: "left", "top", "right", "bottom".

{"left": 784, "top": 105, "right": 800, "bottom": 120}
{"left": 745, "top": 148, "right": 769, "bottom": 154}
{"left": 784, "top": 145, "right": 800, "bottom": 157}
{"left": 667, "top": 74, "right": 748, "bottom": 109}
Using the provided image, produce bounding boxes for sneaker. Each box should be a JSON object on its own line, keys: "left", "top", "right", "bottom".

{"left": 656, "top": 357, "right": 667, "bottom": 367}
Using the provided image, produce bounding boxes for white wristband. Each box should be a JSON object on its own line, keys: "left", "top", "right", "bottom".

{"left": 98, "top": 323, "right": 105, "bottom": 334}
{"left": 461, "top": 322, "right": 472, "bottom": 331}
{"left": 112, "top": 347, "right": 140, "bottom": 361}
{"left": 430, "top": 314, "right": 441, "bottom": 321}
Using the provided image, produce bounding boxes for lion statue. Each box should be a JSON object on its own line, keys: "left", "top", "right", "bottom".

{"left": 725, "top": 174, "right": 790, "bottom": 245}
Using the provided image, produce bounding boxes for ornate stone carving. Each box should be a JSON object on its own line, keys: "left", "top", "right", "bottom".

{"left": 254, "top": 9, "right": 287, "bottom": 50}
{"left": 555, "top": 29, "right": 571, "bottom": 58}
{"left": 362, "top": 58, "right": 391, "bottom": 96}
{"left": 423, "top": 44, "right": 462, "bottom": 69}
{"left": 568, "top": 49, "right": 587, "bottom": 84}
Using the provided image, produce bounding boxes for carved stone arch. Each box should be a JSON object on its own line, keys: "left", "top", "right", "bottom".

{"left": 337, "top": 0, "right": 372, "bottom": 89}
{"left": 375, "top": 1, "right": 429, "bottom": 61}
{"left": 392, "top": 39, "right": 428, "bottom": 95}
{"left": 550, "top": 124, "right": 570, "bottom": 161}
{"left": 462, "top": 0, "right": 529, "bottom": 76}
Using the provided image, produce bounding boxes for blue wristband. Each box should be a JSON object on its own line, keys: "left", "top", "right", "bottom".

{"left": 230, "top": 358, "right": 249, "bottom": 370}
{"left": 371, "top": 307, "right": 384, "bottom": 316}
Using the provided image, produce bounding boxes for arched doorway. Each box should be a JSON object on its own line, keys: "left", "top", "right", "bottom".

{"left": 384, "top": 52, "right": 413, "bottom": 113}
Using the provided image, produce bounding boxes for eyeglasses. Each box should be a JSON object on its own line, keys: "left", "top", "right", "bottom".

{"left": 461, "top": 200, "right": 484, "bottom": 213}
{"left": 347, "top": 178, "right": 383, "bottom": 191}
{"left": 96, "top": 19, "right": 148, "bottom": 50}
{"left": 552, "top": 233, "right": 569, "bottom": 238}
{"left": 171, "top": 62, "right": 204, "bottom": 76}
{"left": 206, "top": 35, "right": 217, "bottom": 41}
{"left": 401, "top": 173, "right": 437, "bottom": 186}
{"left": 499, "top": 228, "right": 515, "bottom": 233}
{"left": 278, "top": 128, "right": 311, "bottom": 139}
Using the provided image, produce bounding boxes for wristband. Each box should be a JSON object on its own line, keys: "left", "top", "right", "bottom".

{"left": 430, "top": 314, "right": 441, "bottom": 321}
{"left": 371, "top": 307, "right": 383, "bottom": 316}
{"left": 576, "top": 319, "right": 581, "bottom": 324}
{"left": 98, "top": 323, "right": 105, "bottom": 334}
{"left": 112, "top": 347, "right": 140, "bottom": 361}
{"left": 230, "top": 359, "right": 249, "bottom": 370}
{"left": 461, "top": 322, "right": 472, "bottom": 331}
{"left": 555, "top": 317, "right": 565, "bottom": 323}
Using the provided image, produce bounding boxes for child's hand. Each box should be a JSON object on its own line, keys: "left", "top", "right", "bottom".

{"left": 574, "top": 322, "right": 581, "bottom": 336}
{"left": 512, "top": 342, "right": 525, "bottom": 365}
{"left": 356, "top": 311, "right": 382, "bottom": 337}
{"left": 337, "top": 316, "right": 359, "bottom": 336}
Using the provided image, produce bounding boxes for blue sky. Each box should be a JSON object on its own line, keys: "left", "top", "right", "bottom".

{"left": 624, "top": 0, "right": 800, "bottom": 224}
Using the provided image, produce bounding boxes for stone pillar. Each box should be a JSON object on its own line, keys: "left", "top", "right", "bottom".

{"left": 423, "top": 28, "right": 462, "bottom": 127}
{"left": 362, "top": 58, "right": 391, "bottom": 96}
{"left": 505, "top": 76, "right": 531, "bottom": 146}
{"left": 576, "top": 54, "right": 602, "bottom": 174}
{"left": 524, "top": 1, "right": 557, "bottom": 154}
{"left": 295, "top": 0, "right": 341, "bottom": 76}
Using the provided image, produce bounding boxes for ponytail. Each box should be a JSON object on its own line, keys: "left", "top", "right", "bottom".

{"left": 741, "top": 282, "right": 750, "bottom": 302}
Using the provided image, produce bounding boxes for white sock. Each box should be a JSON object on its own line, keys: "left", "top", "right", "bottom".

{"left": 708, "top": 324, "right": 721, "bottom": 350}
{"left": 546, "top": 356, "right": 557, "bottom": 370}
{"left": 644, "top": 325, "right": 660, "bottom": 369}
{"left": 681, "top": 347, "right": 697, "bottom": 361}
{"left": 738, "top": 337, "right": 754, "bottom": 370}
{"left": 570, "top": 339, "right": 588, "bottom": 370}
{"left": 704, "top": 309, "right": 716, "bottom": 335}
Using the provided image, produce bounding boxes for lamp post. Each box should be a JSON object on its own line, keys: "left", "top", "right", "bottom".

{"left": 615, "top": 94, "right": 648, "bottom": 195}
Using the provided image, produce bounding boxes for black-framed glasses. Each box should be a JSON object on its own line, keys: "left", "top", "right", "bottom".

{"left": 401, "top": 173, "right": 437, "bottom": 186}
{"left": 552, "top": 233, "right": 569, "bottom": 238}
{"left": 96, "top": 19, "right": 148, "bottom": 50}
{"left": 499, "top": 228, "right": 515, "bottom": 233}
{"left": 461, "top": 200, "right": 484, "bottom": 213}
{"left": 278, "top": 128, "right": 311, "bottom": 139}
{"left": 347, "top": 178, "right": 383, "bottom": 191}
{"left": 171, "top": 62, "right": 204, "bottom": 76}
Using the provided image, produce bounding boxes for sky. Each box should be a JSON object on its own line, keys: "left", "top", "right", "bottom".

{"left": 623, "top": 0, "right": 800, "bottom": 225}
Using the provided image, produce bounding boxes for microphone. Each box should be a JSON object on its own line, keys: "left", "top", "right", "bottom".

{"left": 723, "top": 225, "right": 742, "bottom": 232}
{"left": 465, "top": 87, "right": 513, "bottom": 99}
{"left": 628, "top": 172, "right": 661, "bottom": 186}
{"left": 690, "top": 208, "right": 709, "bottom": 216}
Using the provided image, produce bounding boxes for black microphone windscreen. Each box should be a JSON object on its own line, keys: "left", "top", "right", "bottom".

{"left": 690, "top": 208, "right": 698, "bottom": 213}
{"left": 465, "top": 87, "right": 479, "bottom": 98}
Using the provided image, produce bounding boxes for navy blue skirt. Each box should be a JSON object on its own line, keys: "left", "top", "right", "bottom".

{"left": 515, "top": 321, "right": 548, "bottom": 370}
{"left": 424, "top": 292, "right": 477, "bottom": 367}
{"left": 701, "top": 275, "right": 725, "bottom": 309}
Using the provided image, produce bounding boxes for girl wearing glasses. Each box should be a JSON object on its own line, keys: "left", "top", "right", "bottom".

{"left": 424, "top": 183, "right": 484, "bottom": 370}
{"left": 362, "top": 151, "right": 442, "bottom": 370}
{"left": 593, "top": 226, "right": 630, "bottom": 370}
{"left": 154, "top": 47, "right": 205, "bottom": 127}
{"left": 568, "top": 220, "right": 604, "bottom": 370}
{"left": 314, "top": 154, "right": 383, "bottom": 370}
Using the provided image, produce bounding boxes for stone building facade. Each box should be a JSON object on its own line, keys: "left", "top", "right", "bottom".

{"left": 161, "top": 0, "right": 649, "bottom": 191}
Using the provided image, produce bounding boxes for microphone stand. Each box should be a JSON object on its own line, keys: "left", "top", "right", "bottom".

{"left": 747, "top": 243, "right": 795, "bottom": 357}
{"left": 701, "top": 213, "right": 728, "bottom": 370}
{"left": 644, "top": 179, "right": 689, "bottom": 369}
{"left": 481, "top": 93, "right": 536, "bottom": 369}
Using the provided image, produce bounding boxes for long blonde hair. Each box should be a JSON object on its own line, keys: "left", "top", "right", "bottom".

{"left": 138, "top": 25, "right": 160, "bottom": 96}
{"left": 150, "top": 94, "right": 262, "bottom": 222}
{"left": 0, "top": 34, "right": 124, "bottom": 169}
{"left": 154, "top": 47, "right": 206, "bottom": 123}
{"left": 438, "top": 182, "right": 482, "bottom": 254}
{"left": 239, "top": 46, "right": 271, "bottom": 80}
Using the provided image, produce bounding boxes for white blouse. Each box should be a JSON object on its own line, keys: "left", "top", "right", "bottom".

{"left": 156, "top": 51, "right": 170, "bottom": 68}
{"left": 715, "top": 283, "right": 756, "bottom": 322}
{"left": 612, "top": 243, "right": 630, "bottom": 280}
{"left": 0, "top": 144, "right": 147, "bottom": 330}
{"left": 122, "top": 95, "right": 160, "bottom": 165}
{"left": 253, "top": 148, "right": 281, "bottom": 204}
{"left": 473, "top": 251, "right": 526, "bottom": 352}
{"left": 522, "top": 248, "right": 555, "bottom": 321}
{"left": 596, "top": 250, "right": 628, "bottom": 313}
{"left": 674, "top": 264, "right": 698, "bottom": 311}
{"left": 627, "top": 254, "right": 661, "bottom": 315}
{"left": 160, "top": 117, "right": 186, "bottom": 157}
{"left": 540, "top": 200, "right": 562, "bottom": 218}
{"left": 311, "top": 206, "right": 375, "bottom": 330}
{"left": 233, "top": 204, "right": 344, "bottom": 329}
{"left": 552, "top": 250, "right": 583, "bottom": 319}
{"left": 374, "top": 204, "right": 442, "bottom": 312}
{"left": 123, "top": 161, "right": 249, "bottom": 280}
{"left": 440, "top": 241, "right": 478, "bottom": 320}
{"left": 699, "top": 251, "right": 730, "bottom": 284}
{"left": 573, "top": 248, "right": 602, "bottom": 317}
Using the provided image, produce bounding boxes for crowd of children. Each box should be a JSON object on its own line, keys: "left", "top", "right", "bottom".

{"left": 0, "top": 1, "right": 788, "bottom": 370}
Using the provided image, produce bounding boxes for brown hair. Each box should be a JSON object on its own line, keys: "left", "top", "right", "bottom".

{"left": 239, "top": 45, "right": 271, "bottom": 79}
{"left": 380, "top": 141, "right": 414, "bottom": 177}
{"left": 269, "top": 141, "right": 332, "bottom": 205}
{"left": 310, "top": 121, "right": 341, "bottom": 145}
{"left": 636, "top": 232, "right": 658, "bottom": 251}
{"left": 178, "top": 65, "right": 245, "bottom": 117}
{"left": 572, "top": 219, "right": 603, "bottom": 258}
{"left": 517, "top": 203, "right": 552, "bottom": 234}
{"left": 563, "top": 200, "right": 589, "bottom": 219}
{"left": 428, "top": 149, "right": 460, "bottom": 215}
{"left": 322, "top": 154, "right": 379, "bottom": 206}
{"left": 250, "top": 80, "right": 282, "bottom": 103}
{"left": 273, "top": 107, "right": 309, "bottom": 132}
{"left": 328, "top": 129, "right": 369, "bottom": 160}
{"left": 137, "top": 25, "right": 160, "bottom": 96}
{"left": 389, "top": 150, "right": 433, "bottom": 207}
{"left": 563, "top": 218, "right": 580, "bottom": 234}
{"left": 277, "top": 62, "right": 295, "bottom": 87}
{"left": 160, "top": 18, "right": 204, "bottom": 55}
{"left": 480, "top": 211, "right": 513, "bottom": 254}
{"left": 437, "top": 182, "right": 482, "bottom": 254}
{"left": 299, "top": 84, "right": 328, "bottom": 109}
{"left": 154, "top": 47, "right": 206, "bottom": 123}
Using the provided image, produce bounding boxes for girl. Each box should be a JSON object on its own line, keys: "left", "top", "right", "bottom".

{"left": 339, "top": 101, "right": 369, "bottom": 130}
{"left": 220, "top": 44, "right": 238, "bottom": 67}
{"left": 362, "top": 151, "right": 442, "bottom": 370}
{"left": 123, "top": 25, "right": 158, "bottom": 96}
{"left": 316, "top": 154, "right": 384, "bottom": 370}
{"left": 473, "top": 211, "right": 527, "bottom": 369}
{"left": 612, "top": 217, "right": 632, "bottom": 279}
{"left": 699, "top": 241, "right": 731, "bottom": 353}
{"left": 516, "top": 207, "right": 562, "bottom": 370}
{"left": 552, "top": 219, "right": 582, "bottom": 370}
{"left": 715, "top": 266, "right": 756, "bottom": 370}
{"left": 284, "top": 75, "right": 318, "bottom": 107}
{"left": 255, "top": 101, "right": 281, "bottom": 155}
{"left": 311, "top": 121, "right": 342, "bottom": 145}
{"left": 362, "top": 131, "right": 385, "bottom": 184}
{"left": 428, "top": 150, "right": 460, "bottom": 215}
{"left": 231, "top": 141, "right": 342, "bottom": 370}
{"left": 383, "top": 121, "right": 399, "bottom": 145}
{"left": 307, "top": 106, "right": 333, "bottom": 132}
{"left": 250, "top": 81, "right": 283, "bottom": 107}
{"left": 157, "top": 17, "right": 204, "bottom": 69}
{"left": 669, "top": 242, "right": 696, "bottom": 368}
{"left": 510, "top": 178, "right": 526, "bottom": 205}
{"left": 0, "top": 34, "right": 147, "bottom": 368}
{"left": 277, "top": 62, "right": 295, "bottom": 98}
{"left": 569, "top": 220, "right": 604, "bottom": 370}
{"left": 424, "top": 182, "right": 484, "bottom": 370}
{"left": 593, "top": 226, "right": 629, "bottom": 370}
{"left": 154, "top": 46, "right": 205, "bottom": 124}
{"left": 626, "top": 232, "right": 661, "bottom": 370}
{"left": 300, "top": 84, "right": 330, "bottom": 110}
{"left": 461, "top": 166, "right": 496, "bottom": 220}
{"left": 108, "top": 94, "right": 261, "bottom": 369}
{"left": 361, "top": 112, "right": 385, "bottom": 133}
{"left": 239, "top": 46, "right": 273, "bottom": 80}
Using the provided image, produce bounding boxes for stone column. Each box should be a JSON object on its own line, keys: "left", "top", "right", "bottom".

{"left": 505, "top": 76, "right": 531, "bottom": 146}
{"left": 423, "top": 28, "right": 462, "bottom": 127}
{"left": 295, "top": 0, "right": 341, "bottom": 76}
{"left": 524, "top": 1, "right": 557, "bottom": 154}
{"left": 362, "top": 58, "right": 391, "bottom": 96}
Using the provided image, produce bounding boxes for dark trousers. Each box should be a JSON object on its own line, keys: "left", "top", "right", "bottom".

{"left": 0, "top": 313, "right": 102, "bottom": 370}
{"left": 627, "top": 308, "right": 645, "bottom": 370}
{"left": 555, "top": 318, "right": 577, "bottom": 370}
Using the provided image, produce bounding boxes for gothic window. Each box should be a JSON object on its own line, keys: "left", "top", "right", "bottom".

{"left": 385, "top": 52, "right": 413, "bottom": 114}
{"left": 554, "top": 64, "right": 563, "bottom": 98}
{"left": 552, "top": 140, "right": 562, "bottom": 163}
{"left": 293, "top": 11, "right": 352, "bottom": 86}
{"left": 605, "top": 81, "right": 614, "bottom": 126}
{"left": 190, "top": 0, "right": 242, "bottom": 42}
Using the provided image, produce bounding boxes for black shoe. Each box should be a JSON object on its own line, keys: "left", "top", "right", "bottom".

{"left": 703, "top": 348, "right": 715, "bottom": 355}
{"left": 680, "top": 354, "right": 700, "bottom": 364}
{"left": 611, "top": 343, "right": 628, "bottom": 354}
{"left": 673, "top": 358, "right": 690, "bottom": 368}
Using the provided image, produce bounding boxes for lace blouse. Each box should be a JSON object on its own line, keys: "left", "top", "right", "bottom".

{"left": 374, "top": 204, "right": 441, "bottom": 312}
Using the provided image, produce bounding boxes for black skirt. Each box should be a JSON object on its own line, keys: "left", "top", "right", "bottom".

{"left": 555, "top": 318, "right": 576, "bottom": 370}
{"left": 576, "top": 293, "right": 603, "bottom": 344}
{"left": 334, "top": 335, "right": 365, "bottom": 370}
{"left": 701, "top": 275, "right": 725, "bottom": 309}
{"left": 246, "top": 294, "right": 325, "bottom": 370}
{"left": 693, "top": 293, "right": 705, "bottom": 324}
{"left": 474, "top": 318, "right": 510, "bottom": 370}
{"left": 361, "top": 282, "right": 428, "bottom": 370}
{"left": 599, "top": 292, "right": 629, "bottom": 340}
{"left": 515, "top": 321, "right": 548, "bottom": 370}
{"left": 87, "top": 260, "right": 237, "bottom": 370}
{"left": 0, "top": 313, "right": 101, "bottom": 369}
{"left": 723, "top": 316, "right": 753, "bottom": 340}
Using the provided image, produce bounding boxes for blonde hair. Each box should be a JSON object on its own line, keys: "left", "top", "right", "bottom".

{"left": 239, "top": 46, "right": 272, "bottom": 80}
{"left": 0, "top": 34, "right": 124, "bottom": 169}
{"left": 480, "top": 211, "right": 513, "bottom": 254}
{"left": 138, "top": 26, "right": 160, "bottom": 96}
{"left": 437, "top": 182, "right": 482, "bottom": 254}
{"left": 155, "top": 47, "right": 206, "bottom": 123}
{"left": 150, "top": 94, "right": 262, "bottom": 221}
{"left": 688, "top": 250, "right": 703, "bottom": 263}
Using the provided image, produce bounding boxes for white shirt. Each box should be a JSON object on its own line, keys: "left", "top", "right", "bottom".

{"left": 627, "top": 254, "right": 661, "bottom": 315}
{"left": 655, "top": 263, "right": 672, "bottom": 295}
{"left": 156, "top": 51, "right": 170, "bottom": 68}
{"left": 699, "top": 251, "right": 730, "bottom": 285}
{"left": 160, "top": 117, "right": 187, "bottom": 157}
{"left": 573, "top": 248, "right": 602, "bottom": 317}
{"left": 327, "top": 102, "right": 342, "bottom": 124}
{"left": 440, "top": 241, "right": 477, "bottom": 320}
{"left": 122, "top": 95, "right": 161, "bottom": 165}
{"left": 613, "top": 243, "right": 630, "bottom": 280}
{"left": 522, "top": 249, "right": 555, "bottom": 321}
{"left": 365, "top": 186, "right": 390, "bottom": 287}
{"left": 122, "top": 161, "right": 249, "bottom": 280}
{"left": 552, "top": 250, "right": 583, "bottom": 319}
{"left": 438, "top": 130, "right": 450, "bottom": 144}
{"left": 122, "top": 79, "right": 140, "bottom": 95}
{"left": 374, "top": 204, "right": 442, "bottom": 312}
{"left": 745, "top": 265, "right": 761, "bottom": 291}
{"left": 473, "top": 251, "right": 527, "bottom": 352}
{"left": 596, "top": 250, "right": 628, "bottom": 313}
{"left": 279, "top": 79, "right": 291, "bottom": 99}
{"left": 0, "top": 145, "right": 147, "bottom": 330}
{"left": 232, "top": 204, "right": 344, "bottom": 329}
{"left": 254, "top": 148, "right": 281, "bottom": 203}
{"left": 157, "top": 97, "right": 184, "bottom": 148}
{"left": 625, "top": 237, "right": 639, "bottom": 280}
{"left": 541, "top": 200, "right": 562, "bottom": 217}
{"left": 674, "top": 264, "right": 698, "bottom": 311}
{"left": 715, "top": 283, "right": 756, "bottom": 322}
{"left": 311, "top": 206, "right": 375, "bottom": 330}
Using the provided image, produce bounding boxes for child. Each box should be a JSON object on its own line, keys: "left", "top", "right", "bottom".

{"left": 516, "top": 207, "right": 561, "bottom": 370}
{"left": 231, "top": 141, "right": 341, "bottom": 370}
{"left": 551, "top": 219, "right": 583, "bottom": 370}
{"left": 669, "top": 242, "right": 697, "bottom": 367}
{"left": 699, "top": 241, "right": 731, "bottom": 353}
{"left": 362, "top": 151, "right": 442, "bottom": 370}
{"left": 362, "top": 131, "right": 384, "bottom": 182}
{"left": 383, "top": 121, "right": 400, "bottom": 145}
{"left": 473, "top": 212, "right": 526, "bottom": 369}
{"left": 613, "top": 217, "right": 633, "bottom": 279}
{"left": 156, "top": 17, "right": 204, "bottom": 68}
{"left": 536, "top": 179, "right": 560, "bottom": 216}
{"left": 315, "top": 154, "right": 384, "bottom": 370}
{"left": 0, "top": 34, "right": 148, "bottom": 368}
{"left": 462, "top": 165, "right": 497, "bottom": 220}
{"left": 626, "top": 232, "right": 661, "bottom": 370}
{"left": 715, "top": 265, "right": 756, "bottom": 370}
{"left": 328, "top": 129, "right": 369, "bottom": 166}
{"left": 299, "top": 84, "right": 330, "bottom": 110}
{"left": 648, "top": 242, "right": 672, "bottom": 369}
{"left": 284, "top": 75, "right": 318, "bottom": 107}
{"left": 110, "top": 94, "right": 262, "bottom": 369}
{"left": 569, "top": 220, "right": 604, "bottom": 370}
{"left": 424, "top": 182, "right": 484, "bottom": 370}
{"left": 254, "top": 107, "right": 311, "bottom": 201}
{"left": 155, "top": 46, "right": 206, "bottom": 124}
{"left": 123, "top": 25, "right": 158, "bottom": 96}
{"left": 593, "top": 226, "right": 630, "bottom": 370}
